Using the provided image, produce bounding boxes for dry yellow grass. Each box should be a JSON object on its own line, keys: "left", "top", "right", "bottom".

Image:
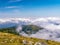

{"left": 0, "top": 32, "right": 60, "bottom": 45}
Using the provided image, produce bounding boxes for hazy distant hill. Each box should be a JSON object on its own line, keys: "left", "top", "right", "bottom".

{"left": 0, "top": 25, "right": 44, "bottom": 35}
{"left": 21, "top": 25, "right": 44, "bottom": 35}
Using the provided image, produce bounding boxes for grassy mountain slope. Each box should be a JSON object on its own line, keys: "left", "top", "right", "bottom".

{"left": 0, "top": 25, "right": 60, "bottom": 45}
{"left": 0, "top": 32, "right": 60, "bottom": 45}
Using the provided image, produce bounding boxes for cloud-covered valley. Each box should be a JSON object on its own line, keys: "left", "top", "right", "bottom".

{"left": 0, "top": 17, "right": 60, "bottom": 42}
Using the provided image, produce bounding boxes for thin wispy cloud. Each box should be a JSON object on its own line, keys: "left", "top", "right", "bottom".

{"left": 9, "top": 0, "right": 22, "bottom": 2}
{"left": 5, "top": 6, "right": 17, "bottom": 9}
{"left": 0, "top": 9, "right": 23, "bottom": 18}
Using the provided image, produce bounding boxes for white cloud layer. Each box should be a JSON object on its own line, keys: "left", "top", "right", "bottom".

{"left": 0, "top": 17, "right": 60, "bottom": 42}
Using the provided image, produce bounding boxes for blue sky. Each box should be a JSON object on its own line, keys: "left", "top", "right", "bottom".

{"left": 0, "top": 0, "right": 60, "bottom": 18}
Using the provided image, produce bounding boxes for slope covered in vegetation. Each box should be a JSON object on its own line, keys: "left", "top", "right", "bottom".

{"left": 0, "top": 32, "right": 60, "bottom": 45}
{"left": 0, "top": 25, "right": 60, "bottom": 45}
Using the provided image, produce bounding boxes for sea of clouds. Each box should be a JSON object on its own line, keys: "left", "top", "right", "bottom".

{"left": 0, "top": 17, "right": 60, "bottom": 42}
